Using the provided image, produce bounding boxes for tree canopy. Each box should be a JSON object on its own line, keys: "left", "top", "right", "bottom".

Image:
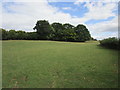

{"left": 1, "top": 20, "right": 93, "bottom": 42}
{"left": 33, "top": 20, "right": 91, "bottom": 42}
{"left": 33, "top": 20, "right": 53, "bottom": 40}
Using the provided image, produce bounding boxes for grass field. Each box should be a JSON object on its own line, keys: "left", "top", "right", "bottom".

{"left": 2, "top": 40, "right": 118, "bottom": 88}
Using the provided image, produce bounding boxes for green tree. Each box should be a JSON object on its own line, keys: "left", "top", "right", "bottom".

{"left": 1, "top": 29, "right": 8, "bottom": 40}
{"left": 16, "top": 31, "right": 26, "bottom": 40}
{"left": 99, "top": 37, "right": 119, "bottom": 49}
{"left": 62, "top": 23, "right": 76, "bottom": 41}
{"left": 27, "top": 32, "right": 39, "bottom": 40}
{"left": 33, "top": 20, "right": 53, "bottom": 40}
{"left": 74, "top": 24, "right": 91, "bottom": 42}
{"left": 8, "top": 30, "right": 17, "bottom": 40}
{"left": 63, "top": 23, "right": 74, "bottom": 30}
{"left": 62, "top": 28, "right": 76, "bottom": 41}
{"left": 0, "top": 29, "right": 2, "bottom": 40}
{"left": 51, "top": 22, "right": 64, "bottom": 40}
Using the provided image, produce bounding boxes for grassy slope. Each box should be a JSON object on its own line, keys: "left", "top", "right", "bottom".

{"left": 2, "top": 40, "right": 118, "bottom": 88}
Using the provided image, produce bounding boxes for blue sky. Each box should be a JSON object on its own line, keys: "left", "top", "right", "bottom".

{"left": 49, "top": 2, "right": 89, "bottom": 18}
{"left": 49, "top": 2, "right": 117, "bottom": 24}
{"left": 0, "top": 0, "right": 119, "bottom": 40}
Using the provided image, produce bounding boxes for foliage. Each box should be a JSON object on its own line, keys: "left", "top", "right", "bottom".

{"left": 99, "top": 37, "right": 119, "bottom": 49}
{"left": 74, "top": 24, "right": 91, "bottom": 42}
{"left": 1, "top": 20, "right": 92, "bottom": 42}
{"left": 1, "top": 28, "right": 8, "bottom": 40}
{"left": 33, "top": 20, "right": 53, "bottom": 40}
{"left": 51, "top": 22, "right": 64, "bottom": 41}
{"left": 91, "top": 37, "right": 97, "bottom": 41}
{"left": 0, "top": 29, "right": 39, "bottom": 40}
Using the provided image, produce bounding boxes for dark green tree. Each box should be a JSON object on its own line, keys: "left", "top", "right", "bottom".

{"left": 33, "top": 20, "right": 53, "bottom": 40}
{"left": 99, "top": 37, "right": 119, "bottom": 49}
{"left": 62, "top": 23, "right": 76, "bottom": 41}
{"left": 8, "top": 30, "right": 17, "bottom": 40}
{"left": 63, "top": 23, "right": 74, "bottom": 30}
{"left": 27, "top": 32, "right": 39, "bottom": 40}
{"left": 62, "top": 28, "right": 76, "bottom": 41}
{"left": 74, "top": 24, "right": 91, "bottom": 42}
{"left": 16, "top": 31, "right": 26, "bottom": 40}
{"left": 0, "top": 29, "right": 2, "bottom": 40}
{"left": 1, "top": 20, "right": 92, "bottom": 42}
{"left": 1, "top": 29, "right": 8, "bottom": 40}
{"left": 51, "top": 22, "right": 64, "bottom": 40}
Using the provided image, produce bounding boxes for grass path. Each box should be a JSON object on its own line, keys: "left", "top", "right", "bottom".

{"left": 2, "top": 40, "right": 118, "bottom": 88}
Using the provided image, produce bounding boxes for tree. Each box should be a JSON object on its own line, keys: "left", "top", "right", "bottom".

{"left": 16, "top": 31, "right": 26, "bottom": 40}
{"left": 51, "top": 22, "right": 64, "bottom": 40}
{"left": 99, "top": 37, "right": 119, "bottom": 49}
{"left": 91, "top": 37, "right": 97, "bottom": 41}
{"left": 33, "top": 20, "right": 53, "bottom": 40}
{"left": 62, "top": 28, "right": 76, "bottom": 41}
{"left": 1, "top": 20, "right": 92, "bottom": 42}
{"left": 27, "top": 32, "right": 39, "bottom": 40}
{"left": 62, "top": 23, "right": 76, "bottom": 41}
{"left": 0, "top": 29, "right": 2, "bottom": 40}
{"left": 1, "top": 29, "right": 8, "bottom": 40}
{"left": 63, "top": 23, "right": 74, "bottom": 30}
{"left": 8, "top": 30, "right": 16, "bottom": 40}
{"left": 74, "top": 24, "right": 91, "bottom": 42}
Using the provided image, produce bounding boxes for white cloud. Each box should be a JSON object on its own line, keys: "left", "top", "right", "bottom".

{"left": 74, "top": 0, "right": 119, "bottom": 5}
{"left": 1, "top": 0, "right": 118, "bottom": 39}
{"left": 74, "top": 2, "right": 117, "bottom": 20}
{"left": 3, "top": 0, "right": 47, "bottom": 2}
{"left": 88, "top": 16, "right": 118, "bottom": 39}
{"left": 73, "top": 1, "right": 118, "bottom": 39}
{"left": 2, "top": 1, "right": 87, "bottom": 31}
{"left": 0, "top": 2, "right": 2, "bottom": 28}
{"left": 62, "top": 7, "right": 72, "bottom": 10}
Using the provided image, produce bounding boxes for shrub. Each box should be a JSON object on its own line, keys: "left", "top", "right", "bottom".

{"left": 99, "top": 37, "right": 119, "bottom": 50}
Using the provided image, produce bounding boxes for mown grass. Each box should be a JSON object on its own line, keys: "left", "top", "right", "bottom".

{"left": 2, "top": 40, "right": 118, "bottom": 88}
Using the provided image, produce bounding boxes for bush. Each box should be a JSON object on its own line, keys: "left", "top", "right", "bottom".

{"left": 99, "top": 37, "right": 119, "bottom": 50}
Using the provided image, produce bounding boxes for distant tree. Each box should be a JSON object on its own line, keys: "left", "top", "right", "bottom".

{"left": 1, "top": 20, "right": 92, "bottom": 42}
{"left": 33, "top": 20, "right": 53, "bottom": 40}
{"left": 15, "top": 31, "right": 26, "bottom": 40}
{"left": 27, "top": 32, "right": 39, "bottom": 40}
{"left": 99, "top": 37, "right": 119, "bottom": 49}
{"left": 0, "top": 29, "right": 2, "bottom": 40}
{"left": 61, "top": 23, "right": 76, "bottom": 41}
{"left": 7, "top": 30, "right": 17, "bottom": 40}
{"left": 1, "top": 29, "right": 8, "bottom": 40}
{"left": 74, "top": 24, "right": 91, "bottom": 42}
{"left": 62, "top": 28, "right": 76, "bottom": 41}
{"left": 63, "top": 23, "right": 74, "bottom": 30}
{"left": 91, "top": 37, "right": 97, "bottom": 41}
{"left": 51, "top": 22, "right": 64, "bottom": 40}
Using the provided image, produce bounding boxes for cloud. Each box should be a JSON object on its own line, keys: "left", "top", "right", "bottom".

{"left": 74, "top": 2, "right": 117, "bottom": 20}
{"left": 85, "top": 2, "right": 117, "bottom": 20}
{"left": 73, "top": 1, "right": 118, "bottom": 39}
{"left": 74, "top": 0, "right": 119, "bottom": 4}
{"left": 1, "top": 0, "right": 118, "bottom": 39}
{"left": 2, "top": 1, "right": 88, "bottom": 31}
{"left": 0, "top": 3, "right": 2, "bottom": 28}
{"left": 88, "top": 16, "right": 118, "bottom": 39}
{"left": 3, "top": 0, "right": 47, "bottom": 2}
{"left": 62, "top": 7, "right": 72, "bottom": 10}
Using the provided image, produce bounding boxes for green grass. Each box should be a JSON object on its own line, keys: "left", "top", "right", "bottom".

{"left": 2, "top": 40, "right": 118, "bottom": 88}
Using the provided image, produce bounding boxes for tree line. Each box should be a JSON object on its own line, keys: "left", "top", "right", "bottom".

{"left": 1, "top": 29, "right": 39, "bottom": 40}
{"left": 1, "top": 20, "right": 95, "bottom": 42}
{"left": 99, "top": 37, "right": 119, "bottom": 50}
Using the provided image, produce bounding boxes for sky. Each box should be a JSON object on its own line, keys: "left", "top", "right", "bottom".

{"left": 0, "top": 0, "right": 119, "bottom": 40}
